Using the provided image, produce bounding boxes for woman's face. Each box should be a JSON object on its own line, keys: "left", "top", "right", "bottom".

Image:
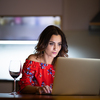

{"left": 44, "top": 34, "right": 62, "bottom": 58}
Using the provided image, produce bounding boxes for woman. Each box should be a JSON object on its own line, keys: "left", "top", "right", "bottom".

{"left": 18, "top": 25, "right": 68, "bottom": 94}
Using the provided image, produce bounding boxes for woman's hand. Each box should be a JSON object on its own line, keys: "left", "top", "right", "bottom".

{"left": 37, "top": 85, "right": 52, "bottom": 94}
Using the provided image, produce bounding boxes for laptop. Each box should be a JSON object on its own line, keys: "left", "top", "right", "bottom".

{"left": 52, "top": 57, "right": 100, "bottom": 95}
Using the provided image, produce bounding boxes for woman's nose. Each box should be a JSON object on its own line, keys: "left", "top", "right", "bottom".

{"left": 54, "top": 44, "right": 57, "bottom": 50}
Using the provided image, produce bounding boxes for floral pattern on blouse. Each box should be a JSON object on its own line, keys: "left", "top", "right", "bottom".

{"left": 18, "top": 59, "right": 55, "bottom": 92}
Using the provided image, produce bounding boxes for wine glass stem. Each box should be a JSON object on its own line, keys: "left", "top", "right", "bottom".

{"left": 14, "top": 78, "right": 16, "bottom": 92}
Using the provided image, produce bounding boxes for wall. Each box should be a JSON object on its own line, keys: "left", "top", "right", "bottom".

{"left": 65, "top": 30, "right": 100, "bottom": 58}
{"left": 62, "top": 0, "right": 100, "bottom": 30}
{"left": 0, "top": 0, "right": 62, "bottom": 15}
{"left": 62, "top": 0, "right": 100, "bottom": 59}
{"left": 0, "top": 0, "right": 100, "bottom": 93}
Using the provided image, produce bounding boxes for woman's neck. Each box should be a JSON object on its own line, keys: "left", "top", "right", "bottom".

{"left": 41, "top": 54, "right": 54, "bottom": 65}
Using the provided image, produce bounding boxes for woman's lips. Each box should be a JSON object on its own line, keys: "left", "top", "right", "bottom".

{"left": 52, "top": 52, "right": 57, "bottom": 54}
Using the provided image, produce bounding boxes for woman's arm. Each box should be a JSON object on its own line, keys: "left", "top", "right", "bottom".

{"left": 21, "top": 85, "right": 52, "bottom": 94}
{"left": 20, "top": 85, "right": 39, "bottom": 94}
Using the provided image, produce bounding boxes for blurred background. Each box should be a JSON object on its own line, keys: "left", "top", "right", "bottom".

{"left": 0, "top": 0, "right": 100, "bottom": 92}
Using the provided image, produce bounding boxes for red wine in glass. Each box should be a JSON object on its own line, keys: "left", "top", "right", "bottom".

{"left": 9, "top": 60, "right": 22, "bottom": 95}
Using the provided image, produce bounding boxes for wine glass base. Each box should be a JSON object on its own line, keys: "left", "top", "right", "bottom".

{"left": 10, "top": 92, "right": 18, "bottom": 95}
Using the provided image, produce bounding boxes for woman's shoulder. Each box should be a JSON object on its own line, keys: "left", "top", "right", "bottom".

{"left": 27, "top": 54, "right": 38, "bottom": 62}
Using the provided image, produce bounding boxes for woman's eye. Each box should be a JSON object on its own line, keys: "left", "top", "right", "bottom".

{"left": 58, "top": 43, "right": 62, "bottom": 46}
{"left": 49, "top": 43, "right": 54, "bottom": 45}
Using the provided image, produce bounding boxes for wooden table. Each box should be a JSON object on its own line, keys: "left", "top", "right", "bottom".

{"left": 0, "top": 93, "right": 100, "bottom": 100}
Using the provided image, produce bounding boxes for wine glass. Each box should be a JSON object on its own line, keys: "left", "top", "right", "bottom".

{"left": 9, "top": 60, "right": 22, "bottom": 95}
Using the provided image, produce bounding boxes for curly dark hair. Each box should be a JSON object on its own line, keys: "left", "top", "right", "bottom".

{"left": 35, "top": 25, "right": 68, "bottom": 65}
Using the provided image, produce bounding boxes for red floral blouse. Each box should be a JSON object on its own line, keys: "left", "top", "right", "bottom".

{"left": 18, "top": 59, "right": 55, "bottom": 92}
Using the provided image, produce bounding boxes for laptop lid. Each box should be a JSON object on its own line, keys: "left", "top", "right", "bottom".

{"left": 52, "top": 57, "right": 100, "bottom": 95}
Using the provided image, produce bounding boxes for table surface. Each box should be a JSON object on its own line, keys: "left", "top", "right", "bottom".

{"left": 0, "top": 93, "right": 100, "bottom": 100}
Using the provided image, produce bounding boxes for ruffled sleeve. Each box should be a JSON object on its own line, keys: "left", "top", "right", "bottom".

{"left": 18, "top": 59, "right": 37, "bottom": 91}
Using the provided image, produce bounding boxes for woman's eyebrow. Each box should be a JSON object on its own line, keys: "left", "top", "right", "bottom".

{"left": 49, "top": 41, "right": 62, "bottom": 43}
{"left": 49, "top": 41, "right": 54, "bottom": 42}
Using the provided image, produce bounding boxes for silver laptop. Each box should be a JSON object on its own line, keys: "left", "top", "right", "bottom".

{"left": 52, "top": 57, "right": 100, "bottom": 95}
